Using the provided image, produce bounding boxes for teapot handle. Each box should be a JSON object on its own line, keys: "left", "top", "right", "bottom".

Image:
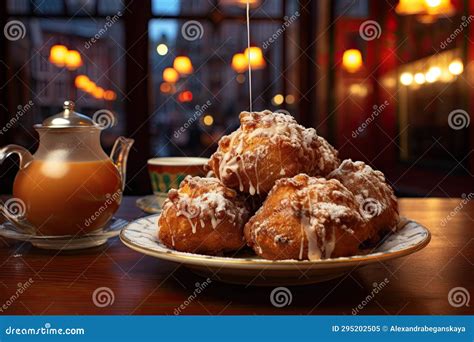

{"left": 0, "top": 145, "right": 33, "bottom": 169}
{"left": 110, "top": 137, "right": 134, "bottom": 191}
{"left": 0, "top": 145, "right": 36, "bottom": 234}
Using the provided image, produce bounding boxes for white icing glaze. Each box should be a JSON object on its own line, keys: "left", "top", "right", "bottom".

{"left": 328, "top": 159, "right": 399, "bottom": 220}
{"left": 249, "top": 175, "right": 362, "bottom": 260}
{"left": 161, "top": 176, "right": 248, "bottom": 234}
{"left": 210, "top": 110, "right": 340, "bottom": 194}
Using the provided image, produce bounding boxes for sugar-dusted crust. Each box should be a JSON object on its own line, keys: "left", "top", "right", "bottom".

{"left": 208, "top": 110, "right": 340, "bottom": 195}
{"left": 328, "top": 159, "right": 399, "bottom": 242}
{"left": 158, "top": 176, "right": 250, "bottom": 255}
{"left": 244, "top": 174, "right": 371, "bottom": 260}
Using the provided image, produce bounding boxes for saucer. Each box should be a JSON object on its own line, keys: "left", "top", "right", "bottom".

{"left": 136, "top": 195, "right": 165, "bottom": 214}
{"left": 0, "top": 217, "right": 128, "bottom": 250}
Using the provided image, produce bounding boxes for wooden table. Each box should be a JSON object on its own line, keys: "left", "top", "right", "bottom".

{"left": 0, "top": 197, "right": 473, "bottom": 315}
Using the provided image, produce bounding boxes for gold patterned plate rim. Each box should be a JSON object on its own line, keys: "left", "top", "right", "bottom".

{"left": 120, "top": 215, "right": 431, "bottom": 270}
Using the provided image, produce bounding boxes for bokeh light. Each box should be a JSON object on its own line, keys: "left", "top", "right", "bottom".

{"left": 156, "top": 43, "right": 168, "bottom": 56}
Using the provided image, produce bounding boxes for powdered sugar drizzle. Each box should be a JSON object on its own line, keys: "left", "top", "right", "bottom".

{"left": 247, "top": 174, "right": 363, "bottom": 260}
{"left": 161, "top": 176, "right": 248, "bottom": 234}
{"left": 209, "top": 110, "right": 340, "bottom": 194}
{"left": 328, "top": 159, "right": 399, "bottom": 223}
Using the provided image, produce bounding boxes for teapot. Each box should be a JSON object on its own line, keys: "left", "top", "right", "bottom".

{"left": 0, "top": 101, "right": 134, "bottom": 236}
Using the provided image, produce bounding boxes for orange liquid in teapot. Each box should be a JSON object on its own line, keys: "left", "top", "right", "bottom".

{"left": 13, "top": 159, "right": 122, "bottom": 236}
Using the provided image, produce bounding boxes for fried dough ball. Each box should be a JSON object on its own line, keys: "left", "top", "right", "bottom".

{"left": 208, "top": 110, "right": 340, "bottom": 195}
{"left": 244, "top": 174, "right": 370, "bottom": 260}
{"left": 158, "top": 176, "right": 250, "bottom": 255}
{"left": 328, "top": 159, "right": 399, "bottom": 242}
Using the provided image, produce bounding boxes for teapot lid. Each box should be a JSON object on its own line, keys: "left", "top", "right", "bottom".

{"left": 41, "top": 100, "right": 96, "bottom": 128}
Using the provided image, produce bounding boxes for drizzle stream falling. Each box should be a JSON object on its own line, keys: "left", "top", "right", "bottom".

{"left": 246, "top": 0, "right": 253, "bottom": 112}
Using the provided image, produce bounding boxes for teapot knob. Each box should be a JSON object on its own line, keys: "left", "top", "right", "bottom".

{"left": 40, "top": 100, "right": 94, "bottom": 127}
{"left": 63, "top": 100, "right": 75, "bottom": 111}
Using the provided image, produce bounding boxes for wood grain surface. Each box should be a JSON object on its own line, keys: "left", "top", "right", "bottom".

{"left": 0, "top": 197, "right": 473, "bottom": 315}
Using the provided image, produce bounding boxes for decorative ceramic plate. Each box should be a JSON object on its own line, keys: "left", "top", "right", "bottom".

{"left": 0, "top": 217, "right": 128, "bottom": 250}
{"left": 120, "top": 215, "right": 431, "bottom": 286}
{"left": 136, "top": 195, "right": 165, "bottom": 214}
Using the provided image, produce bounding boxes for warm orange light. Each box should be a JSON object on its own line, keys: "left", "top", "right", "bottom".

{"left": 103, "top": 90, "right": 117, "bottom": 101}
{"left": 285, "top": 94, "right": 295, "bottom": 104}
{"left": 163, "top": 67, "right": 179, "bottom": 83}
{"left": 424, "top": 0, "right": 455, "bottom": 15}
{"left": 49, "top": 45, "right": 68, "bottom": 66}
{"left": 223, "top": 0, "right": 261, "bottom": 7}
{"left": 84, "top": 81, "right": 96, "bottom": 93}
{"left": 231, "top": 53, "right": 248, "bottom": 73}
{"left": 426, "top": 66, "right": 441, "bottom": 83}
{"left": 417, "top": 14, "right": 438, "bottom": 24}
{"left": 448, "top": 59, "right": 464, "bottom": 75}
{"left": 395, "top": 0, "right": 455, "bottom": 16}
{"left": 400, "top": 72, "right": 414, "bottom": 86}
{"left": 74, "top": 75, "right": 89, "bottom": 89}
{"left": 243, "top": 46, "right": 266, "bottom": 70}
{"left": 65, "top": 50, "right": 82, "bottom": 70}
{"left": 92, "top": 87, "right": 105, "bottom": 99}
{"left": 178, "top": 90, "right": 193, "bottom": 103}
{"left": 395, "top": 0, "right": 426, "bottom": 15}
{"left": 342, "top": 49, "right": 363, "bottom": 73}
{"left": 173, "top": 56, "right": 193, "bottom": 75}
{"left": 160, "top": 82, "right": 172, "bottom": 94}
{"left": 414, "top": 73, "right": 426, "bottom": 84}
{"left": 272, "top": 94, "right": 284, "bottom": 105}
{"left": 203, "top": 114, "right": 214, "bottom": 126}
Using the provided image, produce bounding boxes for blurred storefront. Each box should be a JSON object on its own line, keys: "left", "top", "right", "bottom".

{"left": 0, "top": 0, "right": 472, "bottom": 196}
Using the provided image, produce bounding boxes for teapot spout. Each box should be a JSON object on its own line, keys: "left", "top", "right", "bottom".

{"left": 110, "top": 136, "right": 134, "bottom": 191}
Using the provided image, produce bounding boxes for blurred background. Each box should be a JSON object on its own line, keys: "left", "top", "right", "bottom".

{"left": 0, "top": 0, "right": 472, "bottom": 196}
